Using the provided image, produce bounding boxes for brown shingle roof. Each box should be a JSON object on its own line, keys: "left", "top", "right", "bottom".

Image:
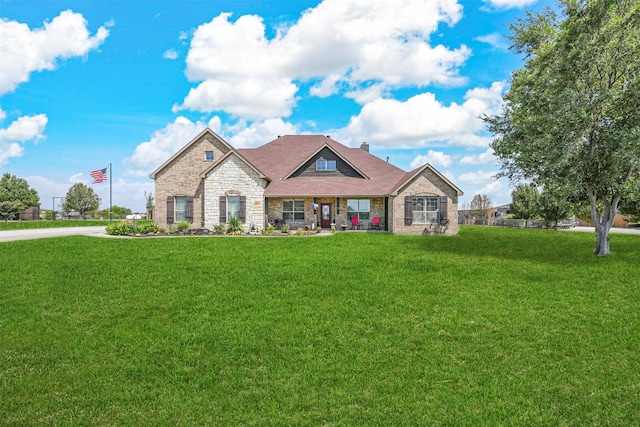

{"left": 238, "top": 135, "right": 408, "bottom": 197}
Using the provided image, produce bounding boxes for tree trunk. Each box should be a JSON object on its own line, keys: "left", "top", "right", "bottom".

{"left": 590, "top": 193, "right": 618, "bottom": 256}
{"left": 594, "top": 225, "right": 610, "bottom": 256}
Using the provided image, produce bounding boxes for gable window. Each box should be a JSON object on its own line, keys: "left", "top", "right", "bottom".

{"left": 347, "top": 199, "right": 370, "bottom": 221}
{"left": 283, "top": 199, "right": 305, "bottom": 222}
{"left": 205, "top": 151, "right": 214, "bottom": 161}
{"left": 412, "top": 196, "right": 439, "bottom": 224}
{"left": 316, "top": 159, "right": 336, "bottom": 171}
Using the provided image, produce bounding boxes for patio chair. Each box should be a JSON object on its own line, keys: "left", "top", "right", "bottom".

{"left": 350, "top": 217, "right": 361, "bottom": 230}
{"left": 370, "top": 216, "right": 381, "bottom": 230}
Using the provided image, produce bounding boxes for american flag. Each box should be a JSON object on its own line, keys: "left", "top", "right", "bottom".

{"left": 90, "top": 167, "right": 108, "bottom": 184}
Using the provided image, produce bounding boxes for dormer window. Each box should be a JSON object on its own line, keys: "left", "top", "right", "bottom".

{"left": 316, "top": 159, "right": 336, "bottom": 171}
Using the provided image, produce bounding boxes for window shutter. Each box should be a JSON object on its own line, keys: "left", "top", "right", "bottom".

{"left": 404, "top": 196, "right": 413, "bottom": 226}
{"left": 239, "top": 196, "right": 247, "bottom": 222}
{"left": 186, "top": 197, "right": 194, "bottom": 222}
{"left": 440, "top": 196, "right": 448, "bottom": 222}
{"left": 166, "top": 196, "right": 174, "bottom": 224}
{"left": 219, "top": 196, "right": 226, "bottom": 223}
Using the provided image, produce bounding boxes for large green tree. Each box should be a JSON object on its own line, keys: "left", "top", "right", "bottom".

{"left": 484, "top": 0, "right": 640, "bottom": 255}
{"left": 511, "top": 184, "right": 540, "bottom": 228}
{"left": 0, "top": 173, "right": 40, "bottom": 224}
{"left": 63, "top": 183, "right": 100, "bottom": 219}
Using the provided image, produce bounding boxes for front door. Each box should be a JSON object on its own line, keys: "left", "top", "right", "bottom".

{"left": 320, "top": 203, "right": 332, "bottom": 229}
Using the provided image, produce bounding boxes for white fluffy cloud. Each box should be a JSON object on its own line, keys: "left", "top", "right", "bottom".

{"left": 477, "top": 179, "right": 505, "bottom": 198}
{"left": 176, "top": 0, "right": 469, "bottom": 119}
{"left": 410, "top": 150, "right": 452, "bottom": 169}
{"left": 476, "top": 33, "right": 509, "bottom": 50}
{"left": 0, "top": 113, "right": 48, "bottom": 165}
{"left": 123, "top": 116, "right": 221, "bottom": 177}
{"left": 458, "top": 170, "right": 498, "bottom": 184}
{"left": 176, "top": 78, "right": 298, "bottom": 119}
{"left": 340, "top": 81, "right": 504, "bottom": 148}
{"left": 482, "top": 0, "right": 537, "bottom": 10}
{"left": 163, "top": 49, "right": 178, "bottom": 60}
{"left": 124, "top": 116, "right": 299, "bottom": 177}
{"left": 0, "top": 10, "right": 110, "bottom": 95}
{"left": 226, "top": 118, "right": 298, "bottom": 148}
{"left": 460, "top": 148, "right": 497, "bottom": 165}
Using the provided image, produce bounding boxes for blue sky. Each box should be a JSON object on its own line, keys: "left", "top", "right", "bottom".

{"left": 1, "top": 0, "right": 550, "bottom": 213}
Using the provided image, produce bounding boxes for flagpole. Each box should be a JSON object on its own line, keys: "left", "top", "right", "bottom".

{"left": 109, "top": 163, "right": 112, "bottom": 223}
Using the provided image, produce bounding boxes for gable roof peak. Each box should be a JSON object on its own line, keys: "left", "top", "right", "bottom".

{"left": 149, "top": 127, "right": 233, "bottom": 179}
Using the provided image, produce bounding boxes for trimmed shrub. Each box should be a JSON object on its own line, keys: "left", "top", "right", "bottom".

{"left": 106, "top": 221, "right": 134, "bottom": 236}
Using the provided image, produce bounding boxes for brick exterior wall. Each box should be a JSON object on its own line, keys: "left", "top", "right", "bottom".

{"left": 267, "top": 197, "right": 317, "bottom": 230}
{"left": 203, "top": 154, "right": 267, "bottom": 232}
{"left": 265, "top": 196, "right": 387, "bottom": 230}
{"left": 392, "top": 170, "right": 459, "bottom": 235}
{"left": 154, "top": 135, "right": 231, "bottom": 229}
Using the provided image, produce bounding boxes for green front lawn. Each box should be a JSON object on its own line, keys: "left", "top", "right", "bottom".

{"left": 1, "top": 227, "right": 639, "bottom": 425}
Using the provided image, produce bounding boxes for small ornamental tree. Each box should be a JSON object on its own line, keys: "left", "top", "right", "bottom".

{"left": 0, "top": 173, "right": 40, "bottom": 224}
{"left": 145, "top": 191, "right": 154, "bottom": 219}
{"left": 511, "top": 184, "right": 540, "bottom": 228}
{"left": 470, "top": 194, "right": 493, "bottom": 224}
{"left": 539, "top": 184, "right": 573, "bottom": 229}
{"left": 102, "top": 205, "right": 132, "bottom": 219}
{"left": 619, "top": 177, "right": 640, "bottom": 223}
{"left": 63, "top": 183, "right": 100, "bottom": 219}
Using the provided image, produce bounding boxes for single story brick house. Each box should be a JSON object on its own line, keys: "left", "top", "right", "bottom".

{"left": 150, "top": 128, "right": 463, "bottom": 235}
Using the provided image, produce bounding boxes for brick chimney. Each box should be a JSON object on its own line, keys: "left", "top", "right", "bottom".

{"left": 360, "top": 142, "right": 369, "bottom": 152}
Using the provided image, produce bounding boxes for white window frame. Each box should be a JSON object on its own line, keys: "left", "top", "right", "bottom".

{"left": 316, "top": 159, "right": 336, "bottom": 171}
{"left": 347, "top": 199, "right": 370, "bottom": 221}
{"left": 175, "top": 196, "right": 187, "bottom": 222}
{"left": 412, "top": 196, "right": 439, "bottom": 224}
{"left": 227, "top": 195, "right": 240, "bottom": 220}
{"left": 282, "top": 199, "right": 305, "bottom": 222}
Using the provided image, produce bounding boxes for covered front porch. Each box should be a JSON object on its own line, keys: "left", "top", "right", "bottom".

{"left": 264, "top": 196, "right": 388, "bottom": 231}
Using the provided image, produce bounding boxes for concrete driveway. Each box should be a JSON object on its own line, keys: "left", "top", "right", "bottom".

{"left": 0, "top": 226, "right": 109, "bottom": 243}
{"left": 561, "top": 226, "right": 640, "bottom": 235}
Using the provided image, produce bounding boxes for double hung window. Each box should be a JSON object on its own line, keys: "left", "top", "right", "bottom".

{"left": 412, "top": 196, "right": 439, "bottom": 224}
{"left": 282, "top": 199, "right": 305, "bottom": 222}
{"left": 227, "top": 195, "right": 240, "bottom": 220}
{"left": 167, "top": 196, "right": 193, "bottom": 224}
{"left": 347, "top": 199, "right": 370, "bottom": 221}
{"left": 175, "top": 196, "right": 188, "bottom": 222}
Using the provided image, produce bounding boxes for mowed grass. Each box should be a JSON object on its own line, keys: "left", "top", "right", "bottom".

{"left": 0, "top": 220, "right": 110, "bottom": 231}
{"left": 1, "top": 227, "right": 639, "bottom": 425}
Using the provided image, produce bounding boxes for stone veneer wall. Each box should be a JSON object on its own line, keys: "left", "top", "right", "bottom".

{"left": 392, "top": 171, "right": 459, "bottom": 236}
{"left": 154, "top": 135, "right": 231, "bottom": 229}
{"left": 203, "top": 154, "right": 267, "bottom": 232}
